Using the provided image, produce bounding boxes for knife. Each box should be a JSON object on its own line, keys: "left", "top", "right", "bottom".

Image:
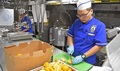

{"left": 69, "top": 54, "right": 72, "bottom": 60}
{"left": 64, "top": 52, "right": 73, "bottom": 65}
{"left": 68, "top": 54, "right": 73, "bottom": 65}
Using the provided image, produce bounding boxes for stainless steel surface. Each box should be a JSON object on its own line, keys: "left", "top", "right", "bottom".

{"left": 7, "top": 32, "right": 33, "bottom": 41}
{"left": 0, "top": 28, "right": 9, "bottom": 37}
{"left": 0, "top": 36, "right": 12, "bottom": 71}
{"left": 106, "top": 33, "right": 120, "bottom": 71}
{"left": 0, "top": 9, "right": 14, "bottom": 32}
{"left": 90, "top": 59, "right": 112, "bottom": 71}
{"left": 109, "top": 49, "right": 120, "bottom": 71}
{"left": 46, "top": 1, "right": 61, "bottom": 5}
{"left": 107, "top": 27, "right": 120, "bottom": 38}
{"left": 59, "top": 11, "right": 72, "bottom": 27}
{"left": 53, "top": 47, "right": 63, "bottom": 55}
{"left": 31, "top": 0, "right": 46, "bottom": 40}
{"left": 102, "top": 59, "right": 111, "bottom": 67}
{"left": 50, "top": 27, "right": 68, "bottom": 46}
{"left": 90, "top": 66, "right": 112, "bottom": 71}
{"left": 0, "top": 9, "right": 14, "bottom": 26}
{"left": 46, "top": 0, "right": 61, "bottom": 2}
{"left": 0, "top": 63, "right": 3, "bottom": 71}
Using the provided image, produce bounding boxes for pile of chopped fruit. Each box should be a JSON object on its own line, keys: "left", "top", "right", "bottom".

{"left": 39, "top": 60, "right": 74, "bottom": 71}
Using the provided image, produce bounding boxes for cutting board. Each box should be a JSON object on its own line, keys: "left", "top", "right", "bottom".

{"left": 53, "top": 52, "right": 93, "bottom": 71}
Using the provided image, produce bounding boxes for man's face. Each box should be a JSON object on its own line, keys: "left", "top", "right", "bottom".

{"left": 77, "top": 9, "right": 93, "bottom": 23}
{"left": 20, "top": 14, "right": 25, "bottom": 19}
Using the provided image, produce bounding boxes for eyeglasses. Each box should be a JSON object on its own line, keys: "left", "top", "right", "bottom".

{"left": 76, "top": 10, "right": 90, "bottom": 18}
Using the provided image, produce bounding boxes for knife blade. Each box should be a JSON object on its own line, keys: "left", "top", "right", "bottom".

{"left": 69, "top": 54, "right": 72, "bottom": 60}
{"left": 68, "top": 54, "right": 73, "bottom": 66}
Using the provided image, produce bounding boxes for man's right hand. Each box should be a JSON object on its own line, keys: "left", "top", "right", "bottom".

{"left": 67, "top": 46, "right": 74, "bottom": 55}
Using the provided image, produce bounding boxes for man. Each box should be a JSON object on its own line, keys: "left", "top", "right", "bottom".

{"left": 18, "top": 9, "right": 33, "bottom": 34}
{"left": 67, "top": 0, "right": 107, "bottom": 65}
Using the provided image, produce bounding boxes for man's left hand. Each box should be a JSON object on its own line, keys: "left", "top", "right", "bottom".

{"left": 72, "top": 55, "right": 83, "bottom": 64}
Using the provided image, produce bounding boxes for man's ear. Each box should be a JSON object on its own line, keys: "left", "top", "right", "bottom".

{"left": 90, "top": 9, "right": 93, "bottom": 15}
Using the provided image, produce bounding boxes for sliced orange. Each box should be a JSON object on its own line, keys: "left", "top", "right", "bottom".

{"left": 55, "top": 59, "right": 58, "bottom": 62}
{"left": 68, "top": 60, "right": 72, "bottom": 64}
{"left": 68, "top": 68, "right": 72, "bottom": 71}
{"left": 62, "top": 65, "right": 69, "bottom": 71}
{"left": 43, "top": 62, "right": 49, "bottom": 68}
{"left": 60, "top": 58, "right": 66, "bottom": 62}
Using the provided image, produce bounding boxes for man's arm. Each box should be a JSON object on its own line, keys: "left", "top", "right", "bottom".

{"left": 68, "top": 36, "right": 74, "bottom": 46}
{"left": 84, "top": 45, "right": 102, "bottom": 58}
{"left": 22, "top": 28, "right": 29, "bottom": 32}
{"left": 16, "top": 27, "right": 21, "bottom": 31}
{"left": 22, "top": 19, "right": 30, "bottom": 32}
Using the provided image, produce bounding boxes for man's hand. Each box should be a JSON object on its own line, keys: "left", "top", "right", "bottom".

{"left": 17, "top": 31, "right": 23, "bottom": 33}
{"left": 72, "top": 55, "right": 83, "bottom": 64}
{"left": 16, "top": 27, "right": 21, "bottom": 31}
{"left": 67, "top": 46, "right": 74, "bottom": 55}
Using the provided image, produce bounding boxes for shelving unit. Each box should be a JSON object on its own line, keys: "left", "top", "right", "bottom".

{"left": 92, "top": 2, "right": 120, "bottom": 28}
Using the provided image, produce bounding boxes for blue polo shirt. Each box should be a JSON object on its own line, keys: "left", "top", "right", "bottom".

{"left": 67, "top": 17, "right": 107, "bottom": 64}
{"left": 21, "top": 16, "right": 33, "bottom": 34}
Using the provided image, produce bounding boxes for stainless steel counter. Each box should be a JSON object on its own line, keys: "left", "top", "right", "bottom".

{"left": 0, "top": 36, "right": 63, "bottom": 71}
{"left": 0, "top": 36, "right": 11, "bottom": 71}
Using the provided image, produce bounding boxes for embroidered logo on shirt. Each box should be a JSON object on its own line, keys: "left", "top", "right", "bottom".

{"left": 90, "top": 25, "right": 96, "bottom": 33}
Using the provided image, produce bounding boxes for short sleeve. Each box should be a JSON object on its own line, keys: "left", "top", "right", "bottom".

{"left": 67, "top": 24, "right": 74, "bottom": 37}
{"left": 94, "top": 24, "right": 107, "bottom": 46}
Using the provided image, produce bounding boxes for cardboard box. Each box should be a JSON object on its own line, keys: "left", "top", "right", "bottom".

{"left": 4, "top": 40, "right": 54, "bottom": 71}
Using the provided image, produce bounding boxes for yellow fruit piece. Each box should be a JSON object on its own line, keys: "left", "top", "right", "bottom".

{"left": 55, "top": 59, "right": 58, "bottom": 62}
{"left": 49, "top": 67, "right": 54, "bottom": 71}
{"left": 41, "top": 60, "right": 74, "bottom": 71}
{"left": 68, "top": 68, "right": 72, "bottom": 71}
{"left": 39, "top": 70, "right": 45, "bottom": 71}
{"left": 62, "top": 65, "right": 69, "bottom": 71}
{"left": 16, "top": 54, "right": 22, "bottom": 57}
{"left": 44, "top": 68, "right": 51, "bottom": 71}
{"left": 60, "top": 58, "right": 66, "bottom": 62}
{"left": 43, "top": 62, "right": 49, "bottom": 68}
{"left": 68, "top": 60, "right": 72, "bottom": 64}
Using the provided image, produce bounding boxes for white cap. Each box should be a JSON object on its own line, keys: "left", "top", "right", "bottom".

{"left": 77, "top": 0, "right": 91, "bottom": 10}
{"left": 18, "top": 8, "right": 25, "bottom": 15}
